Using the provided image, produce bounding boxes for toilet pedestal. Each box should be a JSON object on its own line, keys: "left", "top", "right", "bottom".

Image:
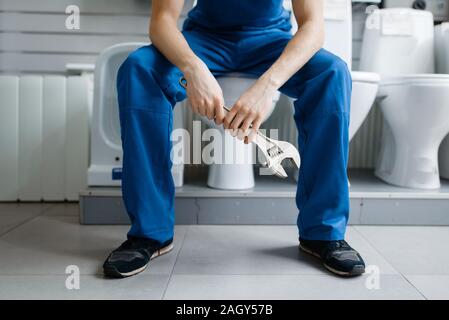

{"left": 200, "top": 75, "right": 279, "bottom": 190}
{"left": 207, "top": 131, "right": 256, "bottom": 190}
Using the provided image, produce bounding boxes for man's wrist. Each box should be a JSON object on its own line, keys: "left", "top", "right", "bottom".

{"left": 259, "top": 72, "right": 282, "bottom": 92}
{"left": 180, "top": 57, "right": 203, "bottom": 75}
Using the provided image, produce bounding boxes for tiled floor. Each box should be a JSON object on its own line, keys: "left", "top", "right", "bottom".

{"left": 0, "top": 203, "right": 447, "bottom": 300}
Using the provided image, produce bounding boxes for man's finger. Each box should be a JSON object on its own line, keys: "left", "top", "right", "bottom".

{"left": 240, "top": 115, "right": 254, "bottom": 134}
{"left": 214, "top": 100, "right": 225, "bottom": 125}
{"left": 247, "top": 118, "right": 262, "bottom": 143}
{"left": 206, "top": 103, "right": 215, "bottom": 120}
{"left": 246, "top": 128, "right": 258, "bottom": 144}
{"left": 224, "top": 100, "right": 244, "bottom": 129}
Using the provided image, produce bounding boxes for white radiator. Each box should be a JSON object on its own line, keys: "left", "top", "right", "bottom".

{"left": 0, "top": 74, "right": 91, "bottom": 201}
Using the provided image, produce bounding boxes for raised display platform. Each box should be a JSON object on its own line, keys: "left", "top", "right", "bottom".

{"left": 79, "top": 169, "right": 449, "bottom": 225}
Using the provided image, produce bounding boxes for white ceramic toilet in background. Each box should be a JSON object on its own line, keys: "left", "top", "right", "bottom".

{"left": 360, "top": 9, "right": 449, "bottom": 189}
{"left": 88, "top": 43, "right": 186, "bottom": 187}
{"left": 436, "top": 22, "right": 449, "bottom": 180}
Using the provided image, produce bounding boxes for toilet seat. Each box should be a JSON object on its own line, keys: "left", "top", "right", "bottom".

{"left": 351, "top": 71, "right": 381, "bottom": 84}
{"left": 381, "top": 73, "right": 449, "bottom": 86}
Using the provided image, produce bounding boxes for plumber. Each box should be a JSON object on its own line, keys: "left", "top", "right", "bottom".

{"left": 103, "top": 0, "right": 366, "bottom": 278}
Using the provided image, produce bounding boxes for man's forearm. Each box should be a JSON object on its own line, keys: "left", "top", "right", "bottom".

{"left": 260, "top": 0, "right": 325, "bottom": 91}
{"left": 150, "top": 16, "right": 202, "bottom": 74}
{"left": 260, "top": 20, "right": 324, "bottom": 91}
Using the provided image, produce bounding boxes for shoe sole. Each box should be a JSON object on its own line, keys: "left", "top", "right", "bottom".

{"left": 103, "top": 243, "right": 174, "bottom": 278}
{"left": 299, "top": 244, "right": 365, "bottom": 277}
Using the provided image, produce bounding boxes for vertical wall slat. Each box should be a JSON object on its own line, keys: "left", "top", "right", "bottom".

{"left": 65, "top": 76, "right": 89, "bottom": 200}
{"left": 18, "top": 76, "right": 43, "bottom": 201}
{"left": 42, "top": 76, "right": 67, "bottom": 201}
{"left": 0, "top": 76, "right": 19, "bottom": 201}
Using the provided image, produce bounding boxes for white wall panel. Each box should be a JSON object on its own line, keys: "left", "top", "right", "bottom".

{"left": 0, "top": 0, "right": 152, "bottom": 14}
{"left": 0, "top": 33, "right": 149, "bottom": 54}
{"left": 18, "top": 76, "right": 43, "bottom": 201}
{"left": 0, "top": 76, "right": 19, "bottom": 201}
{"left": 42, "top": 76, "right": 67, "bottom": 201}
{"left": 0, "top": 12, "right": 149, "bottom": 34}
{"left": 65, "top": 76, "right": 90, "bottom": 200}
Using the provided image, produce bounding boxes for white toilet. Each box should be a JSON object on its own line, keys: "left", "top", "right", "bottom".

{"left": 360, "top": 9, "right": 449, "bottom": 189}
{"left": 436, "top": 22, "right": 449, "bottom": 180}
{"left": 88, "top": 43, "right": 186, "bottom": 187}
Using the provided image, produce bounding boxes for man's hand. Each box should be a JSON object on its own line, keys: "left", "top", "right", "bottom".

{"left": 223, "top": 76, "right": 277, "bottom": 143}
{"left": 183, "top": 60, "right": 225, "bottom": 125}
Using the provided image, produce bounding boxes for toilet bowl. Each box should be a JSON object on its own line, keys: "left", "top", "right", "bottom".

{"left": 360, "top": 9, "right": 449, "bottom": 189}
{"left": 376, "top": 75, "right": 449, "bottom": 188}
{"left": 88, "top": 43, "right": 186, "bottom": 187}
{"left": 349, "top": 71, "right": 380, "bottom": 140}
{"left": 200, "top": 74, "right": 280, "bottom": 190}
{"left": 436, "top": 23, "right": 449, "bottom": 180}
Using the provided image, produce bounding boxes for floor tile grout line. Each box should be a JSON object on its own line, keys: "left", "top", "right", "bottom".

{"left": 0, "top": 207, "right": 48, "bottom": 239}
{"left": 353, "top": 226, "right": 428, "bottom": 299}
{"left": 351, "top": 226, "right": 403, "bottom": 275}
{"left": 400, "top": 273, "right": 428, "bottom": 300}
{"left": 152, "top": 272, "right": 400, "bottom": 277}
{"left": 40, "top": 202, "right": 80, "bottom": 217}
{"left": 0, "top": 272, "right": 412, "bottom": 277}
{"left": 40, "top": 203, "right": 57, "bottom": 214}
{"left": 161, "top": 225, "right": 190, "bottom": 300}
{"left": 0, "top": 202, "right": 80, "bottom": 238}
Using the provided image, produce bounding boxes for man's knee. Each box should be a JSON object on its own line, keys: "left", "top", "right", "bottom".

{"left": 319, "top": 53, "right": 352, "bottom": 115}
{"left": 324, "top": 54, "right": 351, "bottom": 85}
{"left": 118, "top": 46, "right": 156, "bottom": 79}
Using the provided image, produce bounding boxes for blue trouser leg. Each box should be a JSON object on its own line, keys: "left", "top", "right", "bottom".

{"left": 285, "top": 53, "right": 352, "bottom": 240}
{"left": 116, "top": 31, "right": 232, "bottom": 242}
{"left": 238, "top": 31, "right": 352, "bottom": 240}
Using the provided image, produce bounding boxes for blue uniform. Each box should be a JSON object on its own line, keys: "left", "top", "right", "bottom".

{"left": 117, "top": 0, "right": 352, "bottom": 243}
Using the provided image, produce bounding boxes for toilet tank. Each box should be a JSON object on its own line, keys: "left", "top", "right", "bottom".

{"left": 285, "top": 0, "right": 352, "bottom": 69}
{"left": 435, "top": 22, "right": 449, "bottom": 73}
{"left": 359, "top": 8, "right": 435, "bottom": 75}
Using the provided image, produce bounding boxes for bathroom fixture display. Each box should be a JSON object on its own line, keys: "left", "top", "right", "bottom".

{"left": 79, "top": 2, "right": 449, "bottom": 226}
{"left": 436, "top": 23, "right": 449, "bottom": 180}
{"left": 88, "top": 43, "right": 185, "bottom": 187}
{"left": 360, "top": 9, "right": 449, "bottom": 189}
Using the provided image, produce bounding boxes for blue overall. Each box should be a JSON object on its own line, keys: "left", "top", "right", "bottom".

{"left": 117, "top": 0, "right": 352, "bottom": 243}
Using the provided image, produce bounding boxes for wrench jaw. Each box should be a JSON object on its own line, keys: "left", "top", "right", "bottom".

{"left": 275, "top": 141, "right": 301, "bottom": 170}
{"left": 270, "top": 163, "right": 289, "bottom": 179}
{"left": 253, "top": 134, "right": 301, "bottom": 179}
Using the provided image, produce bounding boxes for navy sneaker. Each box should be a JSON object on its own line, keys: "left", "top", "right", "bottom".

{"left": 103, "top": 236, "right": 173, "bottom": 278}
{"left": 299, "top": 239, "right": 365, "bottom": 276}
